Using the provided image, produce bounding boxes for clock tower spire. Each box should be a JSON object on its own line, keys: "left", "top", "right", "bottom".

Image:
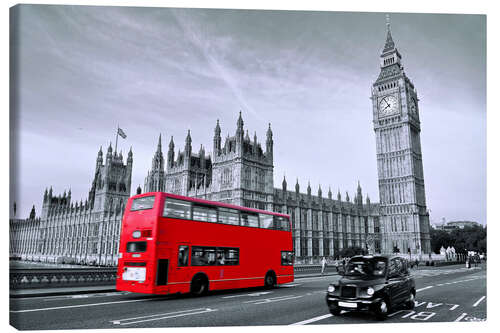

{"left": 371, "top": 15, "right": 431, "bottom": 255}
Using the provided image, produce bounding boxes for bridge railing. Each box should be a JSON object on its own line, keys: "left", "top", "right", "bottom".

{"left": 10, "top": 265, "right": 341, "bottom": 290}
{"left": 10, "top": 268, "right": 117, "bottom": 290}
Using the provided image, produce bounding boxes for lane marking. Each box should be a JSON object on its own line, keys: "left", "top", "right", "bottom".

{"left": 416, "top": 286, "right": 433, "bottom": 292}
{"left": 289, "top": 313, "right": 332, "bottom": 325}
{"left": 454, "top": 313, "right": 468, "bottom": 322}
{"left": 472, "top": 296, "right": 486, "bottom": 307}
{"left": 280, "top": 283, "right": 302, "bottom": 287}
{"left": 244, "top": 295, "right": 303, "bottom": 305}
{"left": 222, "top": 291, "right": 273, "bottom": 299}
{"left": 111, "top": 308, "right": 217, "bottom": 325}
{"left": 10, "top": 296, "right": 167, "bottom": 313}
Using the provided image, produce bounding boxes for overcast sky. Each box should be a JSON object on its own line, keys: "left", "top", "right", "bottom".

{"left": 10, "top": 5, "right": 486, "bottom": 225}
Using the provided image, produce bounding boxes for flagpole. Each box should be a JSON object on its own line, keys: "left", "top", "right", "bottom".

{"left": 115, "top": 124, "right": 119, "bottom": 154}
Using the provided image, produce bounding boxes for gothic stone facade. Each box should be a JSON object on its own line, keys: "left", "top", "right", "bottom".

{"left": 144, "top": 112, "right": 383, "bottom": 261}
{"left": 25, "top": 146, "right": 133, "bottom": 265}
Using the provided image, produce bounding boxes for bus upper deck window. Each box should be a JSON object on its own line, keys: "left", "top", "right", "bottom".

{"left": 163, "top": 198, "right": 191, "bottom": 219}
{"left": 241, "top": 212, "right": 259, "bottom": 227}
{"left": 218, "top": 207, "right": 240, "bottom": 225}
{"left": 260, "top": 213, "right": 273, "bottom": 229}
{"left": 130, "top": 196, "right": 155, "bottom": 211}
{"left": 192, "top": 204, "right": 217, "bottom": 222}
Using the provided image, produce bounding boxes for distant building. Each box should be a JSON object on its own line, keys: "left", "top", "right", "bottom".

{"left": 444, "top": 221, "right": 481, "bottom": 230}
{"left": 11, "top": 146, "right": 133, "bottom": 266}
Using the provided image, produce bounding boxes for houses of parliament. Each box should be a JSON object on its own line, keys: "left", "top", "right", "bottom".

{"left": 10, "top": 21, "right": 431, "bottom": 265}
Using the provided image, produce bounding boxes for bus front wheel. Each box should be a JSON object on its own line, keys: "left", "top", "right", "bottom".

{"left": 190, "top": 274, "right": 208, "bottom": 296}
{"left": 264, "top": 271, "right": 276, "bottom": 288}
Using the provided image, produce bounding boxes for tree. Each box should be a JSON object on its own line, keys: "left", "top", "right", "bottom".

{"left": 338, "top": 246, "right": 366, "bottom": 258}
{"left": 430, "top": 225, "right": 486, "bottom": 254}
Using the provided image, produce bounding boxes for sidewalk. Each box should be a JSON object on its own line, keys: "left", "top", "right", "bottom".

{"left": 10, "top": 271, "right": 338, "bottom": 298}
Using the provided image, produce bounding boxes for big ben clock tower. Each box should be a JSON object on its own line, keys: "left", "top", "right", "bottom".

{"left": 371, "top": 16, "right": 431, "bottom": 255}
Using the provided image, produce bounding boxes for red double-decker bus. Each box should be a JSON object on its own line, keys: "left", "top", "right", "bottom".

{"left": 116, "top": 192, "right": 294, "bottom": 295}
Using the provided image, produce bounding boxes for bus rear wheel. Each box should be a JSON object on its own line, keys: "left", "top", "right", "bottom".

{"left": 264, "top": 271, "right": 276, "bottom": 288}
{"left": 190, "top": 274, "right": 208, "bottom": 296}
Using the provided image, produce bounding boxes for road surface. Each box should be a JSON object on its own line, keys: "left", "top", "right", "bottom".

{"left": 10, "top": 265, "right": 486, "bottom": 329}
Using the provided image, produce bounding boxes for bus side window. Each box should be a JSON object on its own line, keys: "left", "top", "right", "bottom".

{"left": 178, "top": 245, "right": 189, "bottom": 267}
{"left": 241, "top": 212, "right": 259, "bottom": 227}
{"left": 218, "top": 207, "right": 240, "bottom": 225}
{"left": 216, "top": 247, "right": 239, "bottom": 265}
{"left": 260, "top": 214, "right": 273, "bottom": 229}
{"left": 163, "top": 198, "right": 191, "bottom": 219}
{"left": 192, "top": 204, "right": 217, "bottom": 223}
{"left": 191, "top": 246, "right": 216, "bottom": 266}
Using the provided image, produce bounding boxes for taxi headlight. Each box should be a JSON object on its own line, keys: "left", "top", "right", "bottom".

{"left": 327, "top": 285, "right": 335, "bottom": 293}
{"left": 367, "top": 287, "right": 375, "bottom": 296}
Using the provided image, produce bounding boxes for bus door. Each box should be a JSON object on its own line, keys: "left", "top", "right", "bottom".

{"left": 176, "top": 243, "right": 191, "bottom": 284}
{"left": 155, "top": 244, "right": 170, "bottom": 287}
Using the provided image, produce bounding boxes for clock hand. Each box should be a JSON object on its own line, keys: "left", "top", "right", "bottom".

{"left": 383, "top": 104, "right": 390, "bottom": 111}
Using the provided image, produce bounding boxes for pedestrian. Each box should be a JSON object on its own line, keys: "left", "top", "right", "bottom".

{"left": 321, "top": 257, "right": 327, "bottom": 275}
{"left": 415, "top": 258, "right": 419, "bottom": 268}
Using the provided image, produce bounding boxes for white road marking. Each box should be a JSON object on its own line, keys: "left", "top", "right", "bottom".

{"left": 222, "top": 291, "right": 273, "bottom": 299}
{"left": 111, "top": 308, "right": 217, "bottom": 325}
{"left": 454, "top": 312, "right": 468, "bottom": 322}
{"left": 289, "top": 313, "right": 332, "bottom": 325}
{"left": 472, "top": 296, "right": 486, "bottom": 307}
{"left": 244, "top": 295, "right": 303, "bottom": 305}
{"left": 416, "top": 286, "right": 433, "bottom": 292}
{"left": 10, "top": 296, "right": 166, "bottom": 313}
{"left": 280, "top": 283, "right": 302, "bottom": 287}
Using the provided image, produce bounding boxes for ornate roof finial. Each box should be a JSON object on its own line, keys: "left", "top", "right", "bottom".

{"left": 386, "top": 13, "right": 390, "bottom": 31}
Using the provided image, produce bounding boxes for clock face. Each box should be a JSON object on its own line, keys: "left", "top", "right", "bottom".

{"left": 378, "top": 95, "right": 399, "bottom": 117}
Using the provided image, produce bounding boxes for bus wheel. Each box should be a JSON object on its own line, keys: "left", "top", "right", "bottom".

{"left": 190, "top": 274, "right": 208, "bottom": 296}
{"left": 264, "top": 271, "right": 276, "bottom": 288}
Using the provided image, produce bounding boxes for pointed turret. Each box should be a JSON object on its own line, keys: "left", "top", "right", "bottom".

{"left": 328, "top": 186, "right": 332, "bottom": 200}
{"left": 96, "top": 146, "right": 103, "bottom": 168}
{"left": 168, "top": 136, "right": 175, "bottom": 168}
{"left": 266, "top": 123, "right": 273, "bottom": 160}
{"left": 318, "top": 184, "right": 322, "bottom": 198}
{"left": 337, "top": 189, "right": 341, "bottom": 201}
{"left": 245, "top": 130, "right": 250, "bottom": 141}
{"left": 282, "top": 175, "right": 287, "bottom": 192}
{"left": 356, "top": 180, "right": 363, "bottom": 206}
{"left": 43, "top": 188, "right": 48, "bottom": 203}
{"left": 382, "top": 14, "right": 395, "bottom": 53}
{"left": 127, "top": 147, "right": 133, "bottom": 164}
{"left": 307, "top": 181, "right": 311, "bottom": 197}
{"left": 295, "top": 178, "right": 300, "bottom": 193}
{"left": 213, "top": 119, "right": 221, "bottom": 156}
{"left": 235, "top": 111, "right": 244, "bottom": 143}
{"left": 157, "top": 133, "right": 162, "bottom": 152}
{"left": 346, "top": 191, "right": 350, "bottom": 202}
{"left": 185, "top": 130, "right": 192, "bottom": 158}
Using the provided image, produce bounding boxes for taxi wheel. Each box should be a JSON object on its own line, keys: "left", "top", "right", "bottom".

{"left": 374, "top": 299, "right": 389, "bottom": 320}
{"left": 329, "top": 306, "right": 341, "bottom": 316}
{"left": 405, "top": 291, "right": 416, "bottom": 309}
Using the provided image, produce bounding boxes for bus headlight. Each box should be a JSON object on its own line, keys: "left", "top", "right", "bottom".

{"left": 367, "top": 287, "right": 375, "bottom": 296}
{"left": 132, "top": 230, "right": 141, "bottom": 238}
{"left": 327, "top": 285, "right": 335, "bottom": 293}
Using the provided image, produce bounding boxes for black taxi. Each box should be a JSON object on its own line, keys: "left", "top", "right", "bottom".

{"left": 326, "top": 255, "right": 415, "bottom": 320}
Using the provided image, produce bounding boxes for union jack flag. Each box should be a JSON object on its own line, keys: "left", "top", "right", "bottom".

{"left": 118, "top": 127, "right": 127, "bottom": 139}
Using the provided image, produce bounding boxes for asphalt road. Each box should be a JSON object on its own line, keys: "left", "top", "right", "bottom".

{"left": 10, "top": 265, "right": 486, "bottom": 330}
